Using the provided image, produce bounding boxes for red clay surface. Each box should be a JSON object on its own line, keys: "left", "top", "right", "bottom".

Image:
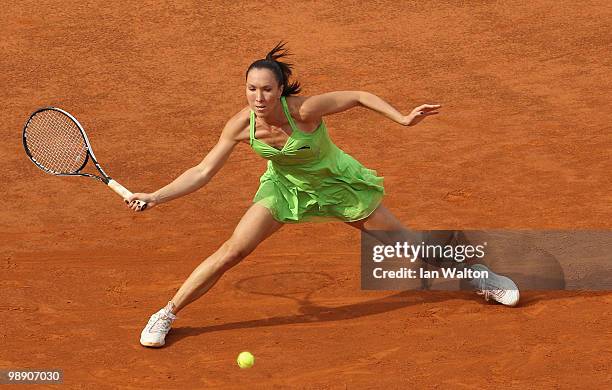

{"left": 2, "top": 1, "right": 611, "bottom": 388}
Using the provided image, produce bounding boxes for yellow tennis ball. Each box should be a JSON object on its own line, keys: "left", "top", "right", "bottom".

{"left": 237, "top": 351, "right": 255, "bottom": 369}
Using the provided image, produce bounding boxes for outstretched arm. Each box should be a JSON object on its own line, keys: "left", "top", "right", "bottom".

{"left": 126, "top": 112, "right": 245, "bottom": 211}
{"left": 299, "top": 91, "right": 441, "bottom": 126}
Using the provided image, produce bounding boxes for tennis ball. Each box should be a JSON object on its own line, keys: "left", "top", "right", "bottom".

{"left": 237, "top": 351, "right": 255, "bottom": 369}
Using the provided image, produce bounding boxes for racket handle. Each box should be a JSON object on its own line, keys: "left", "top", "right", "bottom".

{"left": 108, "top": 179, "right": 148, "bottom": 211}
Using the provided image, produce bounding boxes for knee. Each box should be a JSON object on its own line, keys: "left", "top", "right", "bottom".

{"left": 423, "top": 230, "right": 458, "bottom": 247}
{"left": 216, "top": 241, "right": 248, "bottom": 271}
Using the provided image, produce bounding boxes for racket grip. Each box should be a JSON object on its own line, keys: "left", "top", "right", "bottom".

{"left": 108, "top": 179, "right": 147, "bottom": 211}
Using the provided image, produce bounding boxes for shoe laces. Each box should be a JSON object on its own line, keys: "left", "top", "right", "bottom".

{"left": 476, "top": 288, "right": 505, "bottom": 302}
{"left": 150, "top": 311, "right": 174, "bottom": 333}
{"left": 148, "top": 303, "right": 176, "bottom": 333}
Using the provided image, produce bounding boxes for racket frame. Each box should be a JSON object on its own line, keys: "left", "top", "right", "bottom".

{"left": 23, "top": 107, "right": 113, "bottom": 182}
{"left": 22, "top": 107, "right": 146, "bottom": 209}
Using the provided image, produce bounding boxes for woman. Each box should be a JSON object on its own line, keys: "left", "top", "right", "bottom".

{"left": 129, "top": 43, "right": 519, "bottom": 348}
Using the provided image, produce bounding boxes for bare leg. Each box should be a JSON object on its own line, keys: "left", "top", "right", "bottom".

{"left": 170, "top": 204, "right": 282, "bottom": 314}
{"left": 346, "top": 204, "right": 462, "bottom": 268}
{"left": 346, "top": 204, "right": 520, "bottom": 306}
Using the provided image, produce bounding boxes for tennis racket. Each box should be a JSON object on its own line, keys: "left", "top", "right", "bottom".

{"left": 22, "top": 107, "right": 147, "bottom": 211}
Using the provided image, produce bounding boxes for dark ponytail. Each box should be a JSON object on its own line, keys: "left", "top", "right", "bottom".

{"left": 246, "top": 41, "right": 301, "bottom": 96}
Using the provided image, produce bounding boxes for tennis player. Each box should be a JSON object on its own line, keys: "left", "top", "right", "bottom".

{"left": 129, "top": 42, "right": 519, "bottom": 348}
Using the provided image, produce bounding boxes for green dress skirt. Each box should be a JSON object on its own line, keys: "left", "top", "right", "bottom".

{"left": 250, "top": 96, "right": 385, "bottom": 223}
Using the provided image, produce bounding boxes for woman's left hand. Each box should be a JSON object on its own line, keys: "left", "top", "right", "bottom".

{"left": 400, "top": 104, "right": 442, "bottom": 126}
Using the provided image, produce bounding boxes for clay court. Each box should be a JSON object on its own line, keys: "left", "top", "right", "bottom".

{"left": 2, "top": 1, "right": 611, "bottom": 388}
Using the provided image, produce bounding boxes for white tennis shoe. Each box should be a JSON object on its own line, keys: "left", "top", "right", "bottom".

{"left": 470, "top": 264, "right": 520, "bottom": 307}
{"left": 140, "top": 302, "right": 177, "bottom": 348}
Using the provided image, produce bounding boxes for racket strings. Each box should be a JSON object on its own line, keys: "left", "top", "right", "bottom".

{"left": 24, "top": 110, "right": 89, "bottom": 174}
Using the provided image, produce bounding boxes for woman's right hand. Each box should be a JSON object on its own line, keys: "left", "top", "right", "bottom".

{"left": 126, "top": 193, "right": 158, "bottom": 212}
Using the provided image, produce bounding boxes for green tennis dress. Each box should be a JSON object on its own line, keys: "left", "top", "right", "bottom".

{"left": 250, "top": 96, "right": 385, "bottom": 223}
